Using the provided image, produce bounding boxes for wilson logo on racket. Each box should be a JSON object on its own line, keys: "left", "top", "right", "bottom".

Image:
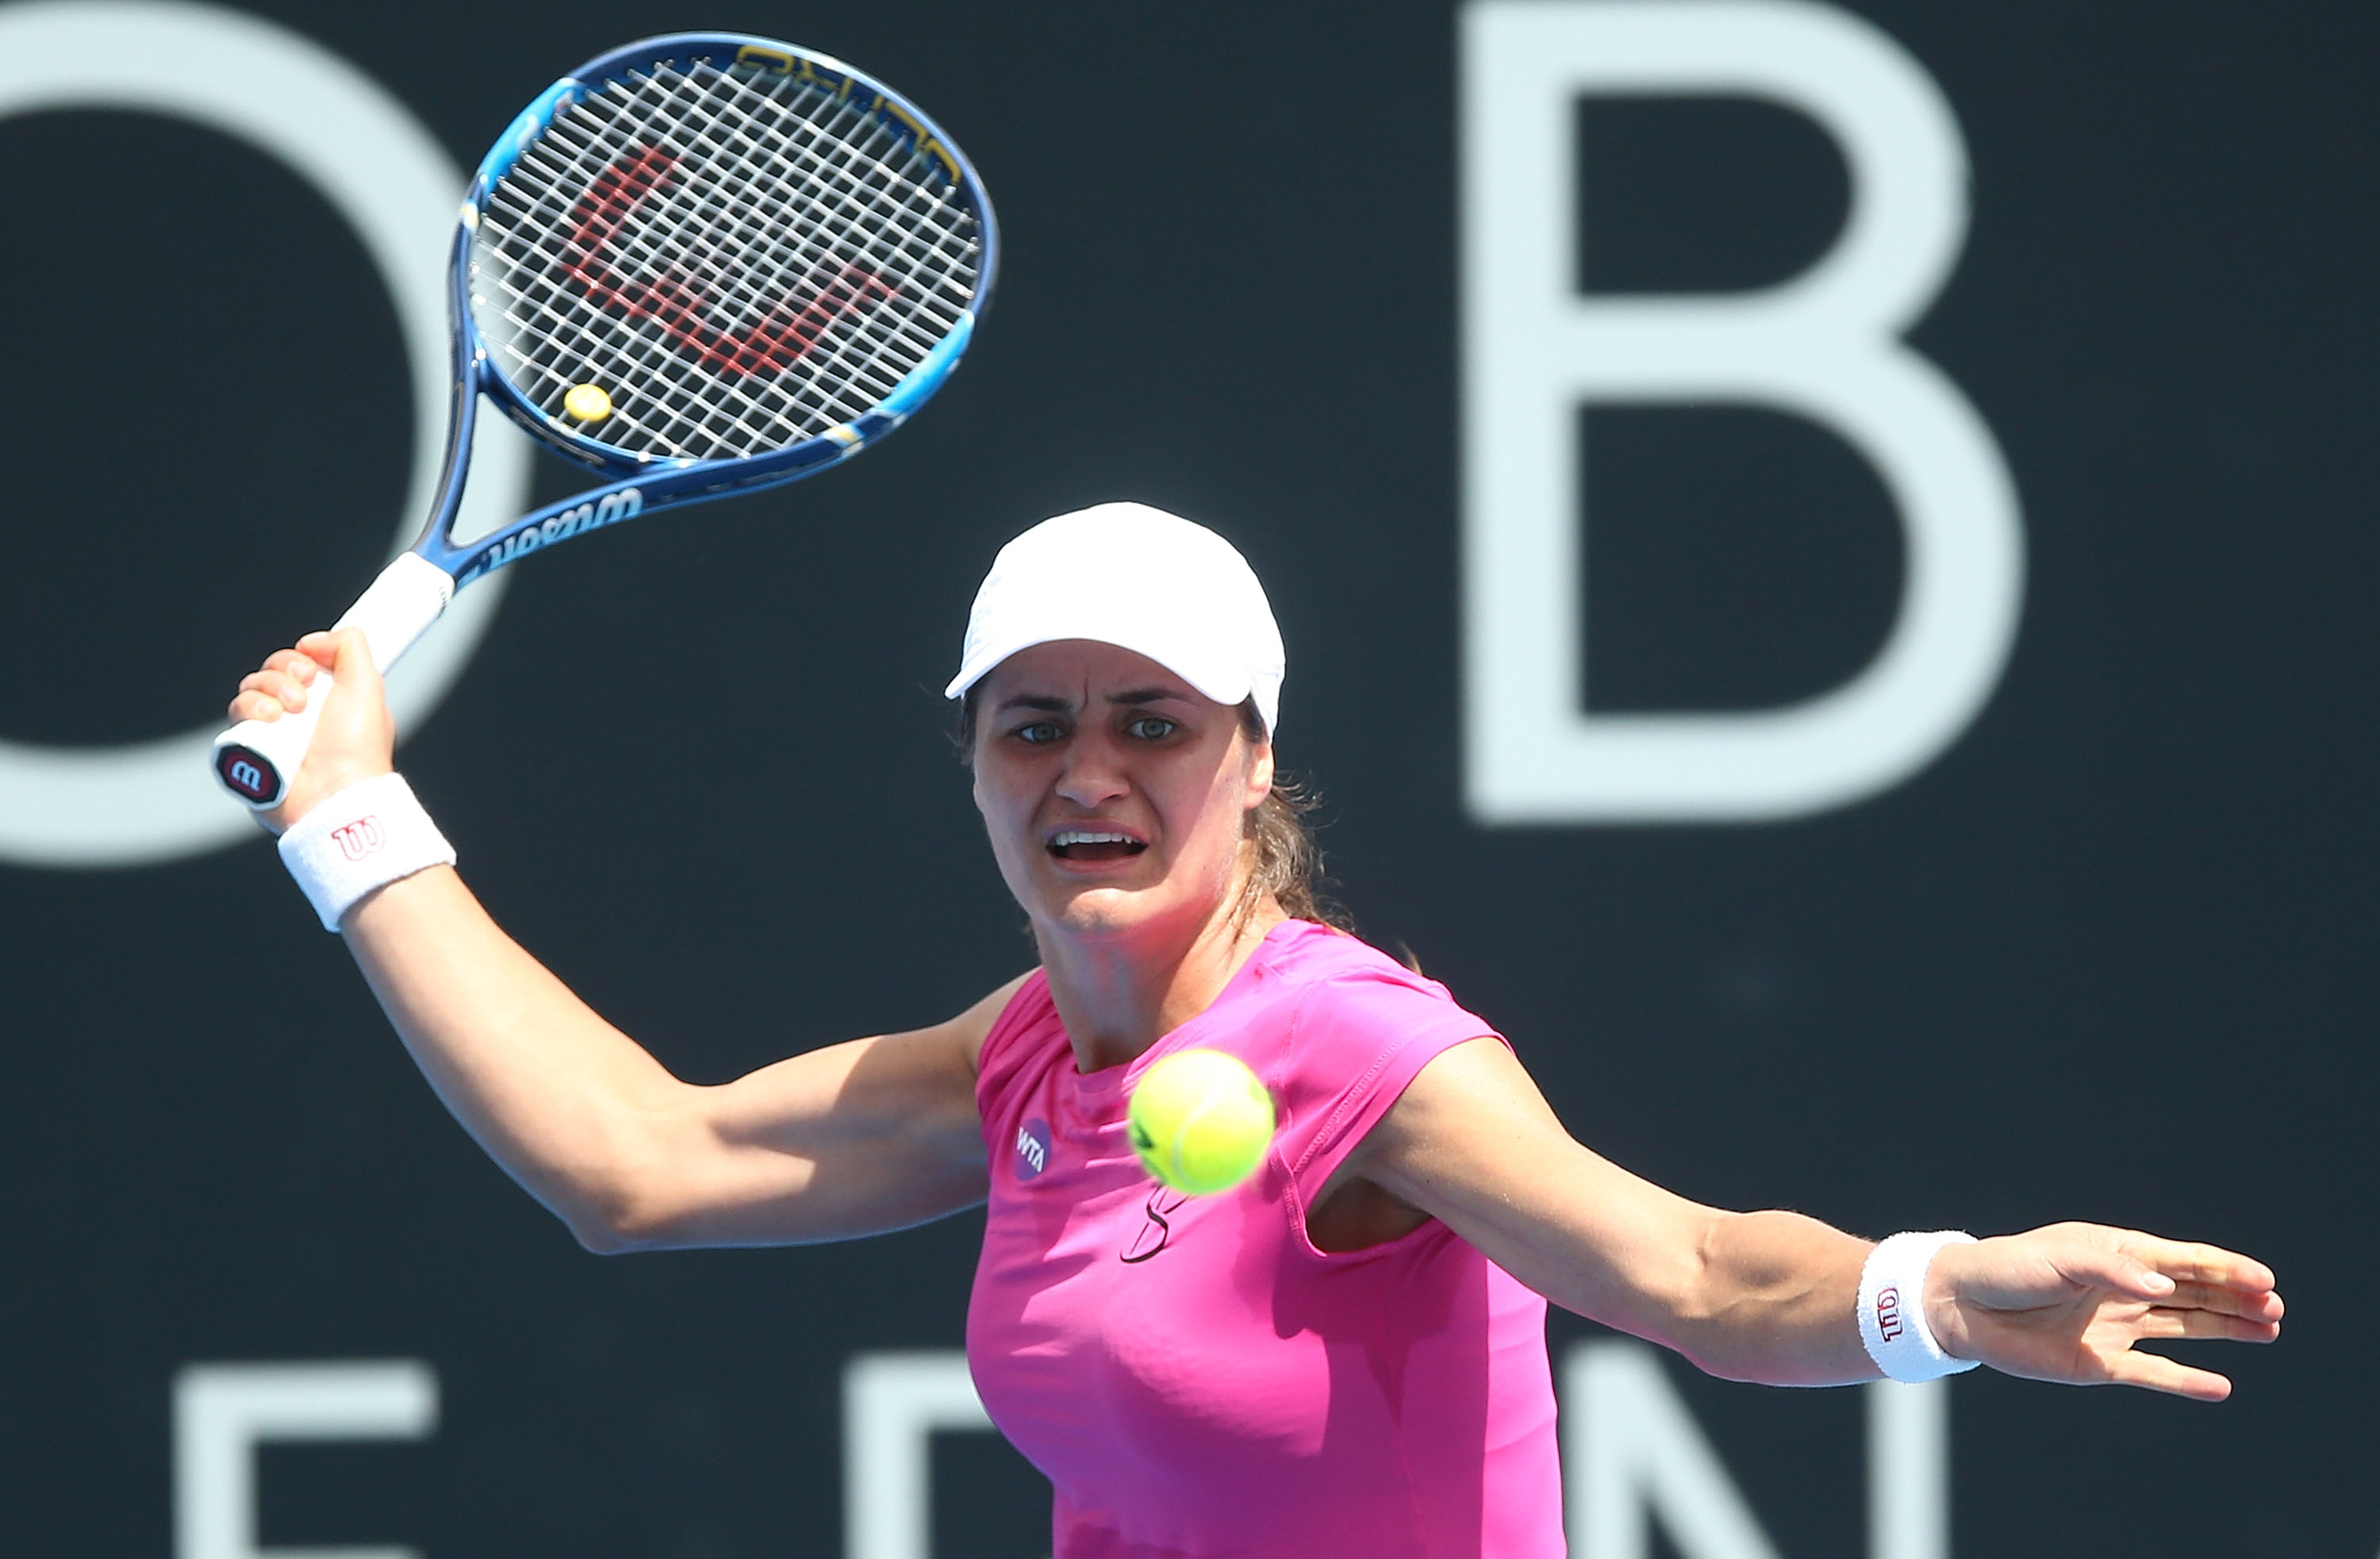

{"left": 331, "top": 816, "right": 386, "bottom": 862}
{"left": 464, "top": 487, "right": 644, "bottom": 582}
{"left": 565, "top": 146, "right": 898, "bottom": 377}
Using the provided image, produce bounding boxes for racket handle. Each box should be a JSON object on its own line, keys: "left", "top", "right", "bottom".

{"left": 211, "top": 555, "right": 456, "bottom": 811}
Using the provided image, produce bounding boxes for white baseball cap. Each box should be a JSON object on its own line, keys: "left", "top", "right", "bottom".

{"left": 945, "top": 502, "right": 1287, "bottom": 734}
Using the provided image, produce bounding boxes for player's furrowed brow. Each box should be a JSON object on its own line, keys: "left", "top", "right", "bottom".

{"left": 996, "top": 693, "right": 1073, "bottom": 714}
{"left": 1105, "top": 686, "right": 1188, "bottom": 706}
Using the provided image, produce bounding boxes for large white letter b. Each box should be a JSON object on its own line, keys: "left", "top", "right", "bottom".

{"left": 1459, "top": 0, "right": 2023, "bottom": 824}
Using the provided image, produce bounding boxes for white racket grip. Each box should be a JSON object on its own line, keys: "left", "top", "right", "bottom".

{"left": 211, "top": 555, "right": 455, "bottom": 810}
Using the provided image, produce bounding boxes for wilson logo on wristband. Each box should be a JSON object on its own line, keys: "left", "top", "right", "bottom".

{"left": 1857, "top": 1231, "right": 1982, "bottom": 1383}
{"left": 1875, "top": 1285, "right": 1904, "bottom": 1343}
{"left": 278, "top": 774, "right": 455, "bottom": 931}
{"left": 332, "top": 816, "right": 386, "bottom": 862}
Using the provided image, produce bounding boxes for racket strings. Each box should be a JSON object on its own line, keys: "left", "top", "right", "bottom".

{"left": 587, "top": 70, "right": 973, "bottom": 378}
{"left": 701, "top": 72, "right": 977, "bottom": 378}
{"left": 497, "top": 67, "right": 962, "bottom": 445}
{"left": 474, "top": 58, "right": 981, "bottom": 462}
{"left": 494, "top": 132, "right": 825, "bottom": 449}
{"left": 697, "top": 71, "right": 965, "bottom": 295}
{"left": 564, "top": 75, "right": 929, "bottom": 353}
{"left": 599, "top": 70, "right": 965, "bottom": 393}
{"left": 491, "top": 71, "right": 964, "bottom": 454}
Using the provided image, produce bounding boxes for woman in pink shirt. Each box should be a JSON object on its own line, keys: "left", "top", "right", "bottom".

{"left": 232, "top": 502, "right": 2282, "bottom": 1558}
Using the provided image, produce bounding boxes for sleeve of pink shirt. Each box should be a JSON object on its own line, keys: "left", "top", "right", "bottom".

{"left": 973, "top": 970, "right": 1055, "bottom": 1152}
{"left": 1271, "top": 954, "right": 1507, "bottom": 1208}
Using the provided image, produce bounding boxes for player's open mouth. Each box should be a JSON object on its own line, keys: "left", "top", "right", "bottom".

{"left": 1048, "top": 828, "right": 1147, "bottom": 862}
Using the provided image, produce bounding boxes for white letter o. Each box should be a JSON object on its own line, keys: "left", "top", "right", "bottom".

{"left": 0, "top": 1, "right": 530, "bottom": 867}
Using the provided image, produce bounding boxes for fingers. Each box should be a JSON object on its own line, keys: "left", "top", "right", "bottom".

{"left": 2046, "top": 1242, "right": 2178, "bottom": 1304}
{"left": 306, "top": 627, "right": 389, "bottom": 707}
{"left": 2115, "top": 1231, "right": 2278, "bottom": 1295}
{"left": 228, "top": 651, "right": 321, "bottom": 722}
{"left": 296, "top": 628, "right": 354, "bottom": 668}
{"left": 2162, "top": 1278, "right": 2287, "bottom": 1324}
{"left": 226, "top": 632, "right": 363, "bottom": 723}
{"left": 2102, "top": 1348, "right": 2234, "bottom": 1403}
{"left": 2142, "top": 1247, "right": 2266, "bottom": 1295}
{"left": 2031, "top": 1224, "right": 2281, "bottom": 1308}
{"left": 2134, "top": 1307, "right": 2283, "bottom": 1345}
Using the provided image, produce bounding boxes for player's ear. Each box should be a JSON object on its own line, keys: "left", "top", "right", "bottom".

{"left": 1243, "top": 737, "right": 1274, "bottom": 808}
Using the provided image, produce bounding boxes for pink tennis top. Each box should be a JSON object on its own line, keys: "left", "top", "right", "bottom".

{"left": 966, "top": 919, "right": 1564, "bottom": 1559}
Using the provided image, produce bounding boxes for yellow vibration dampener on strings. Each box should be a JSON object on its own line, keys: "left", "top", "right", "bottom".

{"left": 563, "top": 382, "right": 613, "bottom": 421}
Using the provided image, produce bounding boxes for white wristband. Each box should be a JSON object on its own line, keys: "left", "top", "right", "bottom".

{"left": 277, "top": 773, "right": 455, "bottom": 931}
{"left": 1857, "top": 1231, "right": 1983, "bottom": 1383}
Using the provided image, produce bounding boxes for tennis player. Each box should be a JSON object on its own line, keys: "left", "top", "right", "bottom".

{"left": 230, "top": 501, "right": 2282, "bottom": 1557}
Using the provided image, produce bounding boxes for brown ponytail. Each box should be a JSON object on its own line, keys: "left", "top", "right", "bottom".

{"left": 1234, "top": 701, "right": 1348, "bottom": 930}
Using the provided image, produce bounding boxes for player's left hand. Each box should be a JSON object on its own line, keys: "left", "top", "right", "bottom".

{"left": 1925, "top": 1222, "right": 2282, "bottom": 1400}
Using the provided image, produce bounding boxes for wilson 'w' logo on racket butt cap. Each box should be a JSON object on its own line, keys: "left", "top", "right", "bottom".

{"left": 216, "top": 747, "right": 275, "bottom": 804}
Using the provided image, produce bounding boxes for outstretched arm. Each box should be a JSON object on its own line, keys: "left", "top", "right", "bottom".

{"left": 231, "top": 628, "right": 1008, "bottom": 1252}
{"left": 1346, "top": 1037, "right": 2281, "bottom": 1396}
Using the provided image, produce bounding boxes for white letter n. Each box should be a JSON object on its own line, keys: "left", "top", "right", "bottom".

{"left": 1459, "top": 0, "right": 2024, "bottom": 824}
{"left": 1564, "top": 1341, "right": 1952, "bottom": 1559}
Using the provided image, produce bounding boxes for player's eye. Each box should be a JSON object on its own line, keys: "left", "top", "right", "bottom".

{"left": 1125, "top": 716, "right": 1177, "bottom": 741}
{"left": 1013, "top": 720, "right": 1065, "bottom": 745}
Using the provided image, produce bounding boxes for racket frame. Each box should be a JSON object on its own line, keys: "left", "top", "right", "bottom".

{"left": 429, "top": 33, "right": 996, "bottom": 587}
{"left": 212, "top": 33, "right": 995, "bottom": 810}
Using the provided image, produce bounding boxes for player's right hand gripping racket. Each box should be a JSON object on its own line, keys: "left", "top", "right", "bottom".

{"left": 211, "top": 33, "right": 995, "bottom": 808}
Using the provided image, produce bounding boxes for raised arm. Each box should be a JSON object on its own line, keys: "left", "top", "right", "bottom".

{"left": 231, "top": 628, "right": 1006, "bottom": 1252}
{"left": 1345, "top": 1037, "right": 2282, "bottom": 1397}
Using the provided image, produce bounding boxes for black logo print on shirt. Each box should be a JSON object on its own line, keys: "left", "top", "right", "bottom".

{"left": 1120, "top": 1186, "right": 1188, "bottom": 1263}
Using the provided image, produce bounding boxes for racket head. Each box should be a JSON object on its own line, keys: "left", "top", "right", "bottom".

{"left": 455, "top": 34, "right": 996, "bottom": 497}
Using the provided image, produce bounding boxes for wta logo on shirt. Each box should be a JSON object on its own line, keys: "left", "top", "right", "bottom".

{"left": 1014, "top": 1118, "right": 1050, "bottom": 1181}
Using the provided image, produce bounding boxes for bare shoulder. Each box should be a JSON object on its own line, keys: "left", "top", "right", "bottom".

{"left": 942, "top": 970, "right": 1037, "bottom": 1075}
{"left": 1389, "top": 1035, "right": 1557, "bottom": 1131}
{"left": 849, "top": 969, "right": 1031, "bottom": 1072}
{"left": 1342, "top": 1035, "right": 1564, "bottom": 1186}
{"left": 704, "top": 970, "right": 1037, "bottom": 1149}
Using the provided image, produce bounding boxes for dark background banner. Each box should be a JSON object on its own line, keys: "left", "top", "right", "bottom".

{"left": 1, "top": 1, "right": 2370, "bottom": 1554}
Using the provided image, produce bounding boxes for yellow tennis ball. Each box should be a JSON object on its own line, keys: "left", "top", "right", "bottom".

{"left": 1127, "top": 1049, "right": 1275, "bottom": 1196}
{"left": 562, "top": 382, "right": 613, "bottom": 421}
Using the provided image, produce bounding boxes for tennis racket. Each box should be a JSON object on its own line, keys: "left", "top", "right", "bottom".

{"left": 212, "top": 33, "right": 996, "bottom": 808}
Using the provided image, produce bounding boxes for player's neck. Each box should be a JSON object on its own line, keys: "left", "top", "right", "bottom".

{"left": 1038, "top": 891, "right": 1286, "bottom": 1073}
